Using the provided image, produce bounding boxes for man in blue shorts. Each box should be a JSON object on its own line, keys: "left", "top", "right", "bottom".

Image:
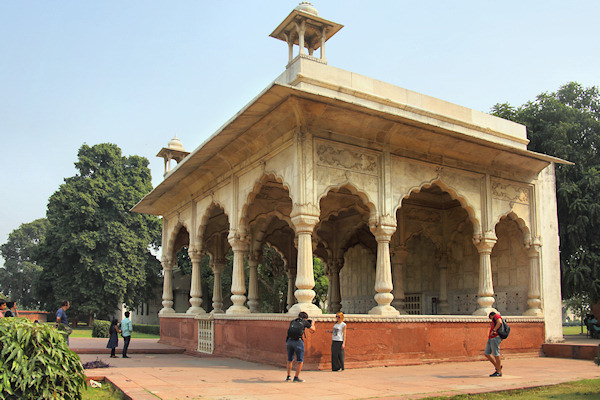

{"left": 286, "top": 311, "right": 316, "bottom": 382}
{"left": 485, "top": 311, "right": 503, "bottom": 377}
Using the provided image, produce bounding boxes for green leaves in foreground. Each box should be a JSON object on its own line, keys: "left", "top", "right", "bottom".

{"left": 0, "top": 318, "right": 85, "bottom": 400}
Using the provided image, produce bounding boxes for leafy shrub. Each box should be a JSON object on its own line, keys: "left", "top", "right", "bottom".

{"left": 0, "top": 317, "right": 85, "bottom": 399}
{"left": 92, "top": 319, "right": 111, "bottom": 338}
{"left": 133, "top": 323, "right": 159, "bottom": 335}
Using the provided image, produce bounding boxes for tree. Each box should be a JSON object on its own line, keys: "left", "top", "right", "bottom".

{"left": 0, "top": 219, "right": 49, "bottom": 309}
{"left": 491, "top": 82, "right": 600, "bottom": 303}
{"left": 564, "top": 292, "right": 590, "bottom": 334}
{"left": 35, "top": 143, "right": 162, "bottom": 321}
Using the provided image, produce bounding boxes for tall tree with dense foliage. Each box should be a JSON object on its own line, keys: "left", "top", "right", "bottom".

{"left": 0, "top": 218, "right": 49, "bottom": 309}
{"left": 491, "top": 82, "right": 600, "bottom": 302}
{"left": 35, "top": 143, "right": 162, "bottom": 321}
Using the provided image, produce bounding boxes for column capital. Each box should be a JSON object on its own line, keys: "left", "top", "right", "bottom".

{"left": 291, "top": 203, "right": 320, "bottom": 234}
{"left": 391, "top": 245, "right": 409, "bottom": 264}
{"left": 161, "top": 257, "right": 175, "bottom": 270}
{"left": 188, "top": 246, "right": 204, "bottom": 263}
{"left": 526, "top": 237, "right": 542, "bottom": 257}
{"left": 228, "top": 231, "right": 249, "bottom": 252}
{"left": 472, "top": 232, "right": 497, "bottom": 254}
{"left": 369, "top": 222, "right": 396, "bottom": 242}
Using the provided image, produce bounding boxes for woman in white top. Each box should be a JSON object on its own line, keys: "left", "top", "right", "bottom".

{"left": 331, "top": 312, "right": 347, "bottom": 371}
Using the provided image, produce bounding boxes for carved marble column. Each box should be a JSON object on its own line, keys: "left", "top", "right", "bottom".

{"left": 186, "top": 247, "right": 206, "bottom": 315}
{"left": 438, "top": 252, "right": 450, "bottom": 315}
{"left": 227, "top": 234, "right": 250, "bottom": 314}
{"left": 295, "top": 20, "right": 306, "bottom": 55}
{"left": 288, "top": 207, "right": 321, "bottom": 315}
{"left": 286, "top": 267, "right": 297, "bottom": 311}
{"left": 473, "top": 233, "right": 497, "bottom": 316}
{"left": 328, "top": 258, "right": 343, "bottom": 314}
{"left": 247, "top": 252, "right": 260, "bottom": 313}
{"left": 524, "top": 239, "right": 543, "bottom": 316}
{"left": 369, "top": 224, "right": 400, "bottom": 316}
{"left": 159, "top": 257, "right": 175, "bottom": 315}
{"left": 211, "top": 258, "right": 226, "bottom": 314}
{"left": 390, "top": 246, "right": 408, "bottom": 314}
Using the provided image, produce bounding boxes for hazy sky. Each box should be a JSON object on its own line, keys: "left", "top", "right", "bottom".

{"left": 1, "top": 1, "right": 599, "bottom": 264}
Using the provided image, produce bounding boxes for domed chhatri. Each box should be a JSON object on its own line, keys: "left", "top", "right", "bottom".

{"left": 168, "top": 135, "right": 186, "bottom": 152}
{"left": 157, "top": 135, "right": 190, "bottom": 177}
{"left": 295, "top": 1, "right": 318, "bottom": 16}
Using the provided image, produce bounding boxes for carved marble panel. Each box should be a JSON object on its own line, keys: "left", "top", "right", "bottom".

{"left": 491, "top": 180, "right": 530, "bottom": 205}
{"left": 315, "top": 141, "right": 379, "bottom": 176}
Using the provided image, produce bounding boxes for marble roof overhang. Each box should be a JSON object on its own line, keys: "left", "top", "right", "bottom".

{"left": 132, "top": 82, "right": 570, "bottom": 216}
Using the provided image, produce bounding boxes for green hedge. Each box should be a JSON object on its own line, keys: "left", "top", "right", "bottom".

{"left": 133, "top": 323, "right": 160, "bottom": 335}
{"left": 0, "top": 318, "right": 85, "bottom": 399}
{"left": 92, "top": 319, "right": 111, "bottom": 338}
{"left": 92, "top": 319, "right": 159, "bottom": 337}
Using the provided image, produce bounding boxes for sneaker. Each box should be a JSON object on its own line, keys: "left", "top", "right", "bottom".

{"left": 122, "top": 355, "right": 130, "bottom": 358}
{"left": 293, "top": 377, "right": 304, "bottom": 383}
{"left": 286, "top": 376, "right": 291, "bottom": 381}
{"left": 489, "top": 371, "right": 502, "bottom": 377}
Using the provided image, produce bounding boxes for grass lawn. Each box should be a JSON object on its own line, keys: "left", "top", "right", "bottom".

{"left": 423, "top": 378, "right": 600, "bottom": 399}
{"left": 70, "top": 327, "right": 159, "bottom": 339}
{"left": 564, "top": 325, "right": 588, "bottom": 336}
{"left": 82, "top": 380, "right": 126, "bottom": 400}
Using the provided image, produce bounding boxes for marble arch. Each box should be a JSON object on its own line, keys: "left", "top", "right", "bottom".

{"left": 133, "top": 3, "right": 568, "bottom": 369}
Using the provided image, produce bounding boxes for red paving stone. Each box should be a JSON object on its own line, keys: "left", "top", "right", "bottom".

{"left": 75, "top": 335, "right": 600, "bottom": 399}
{"left": 79, "top": 353, "right": 600, "bottom": 400}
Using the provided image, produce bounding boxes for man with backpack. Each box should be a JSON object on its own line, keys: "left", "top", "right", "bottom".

{"left": 286, "top": 311, "right": 316, "bottom": 382}
{"left": 485, "top": 311, "right": 503, "bottom": 377}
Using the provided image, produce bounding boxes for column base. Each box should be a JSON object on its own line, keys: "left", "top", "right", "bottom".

{"left": 226, "top": 305, "right": 251, "bottom": 314}
{"left": 473, "top": 307, "right": 497, "bottom": 316}
{"left": 159, "top": 307, "right": 176, "bottom": 315}
{"left": 523, "top": 308, "right": 543, "bottom": 317}
{"left": 368, "top": 305, "right": 400, "bottom": 316}
{"left": 248, "top": 300, "right": 260, "bottom": 313}
{"left": 186, "top": 307, "right": 206, "bottom": 315}
{"left": 287, "top": 302, "right": 322, "bottom": 317}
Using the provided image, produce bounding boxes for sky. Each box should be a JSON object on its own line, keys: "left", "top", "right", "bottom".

{"left": 1, "top": 1, "right": 599, "bottom": 265}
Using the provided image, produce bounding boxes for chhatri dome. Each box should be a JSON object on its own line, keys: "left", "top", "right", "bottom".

{"left": 295, "top": 1, "right": 318, "bottom": 16}
{"left": 167, "top": 135, "right": 186, "bottom": 152}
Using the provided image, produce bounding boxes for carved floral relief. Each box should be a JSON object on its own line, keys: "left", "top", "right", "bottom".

{"left": 316, "top": 143, "right": 378, "bottom": 175}
{"left": 491, "top": 181, "right": 530, "bottom": 205}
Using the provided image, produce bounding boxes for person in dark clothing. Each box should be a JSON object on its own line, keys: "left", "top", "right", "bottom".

{"left": 106, "top": 319, "right": 121, "bottom": 358}
{"left": 286, "top": 311, "right": 316, "bottom": 382}
{"left": 4, "top": 302, "right": 17, "bottom": 317}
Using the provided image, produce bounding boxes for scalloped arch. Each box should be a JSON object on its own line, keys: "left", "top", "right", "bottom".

{"left": 165, "top": 220, "right": 191, "bottom": 261}
{"left": 241, "top": 173, "right": 294, "bottom": 231}
{"left": 196, "top": 202, "right": 230, "bottom": 244}
{"left": 494, "top": 211, "right": 531, "bottom": 245}
{"left": 398, "top": 179, "right": 481, "bottom": 235}
{"left": 318, "top": 182, "right": 377, "bottom": 220}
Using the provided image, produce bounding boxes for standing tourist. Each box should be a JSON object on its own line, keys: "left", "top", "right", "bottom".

{"left": 121, "top": 311, "right": 133, "bottom": 358}
{"left": 0, "top": 301, "right": 6, "bottom": 317}
{"left": 56, "top": 300, "right": 72, "bottom": 344}
{"left": 485, "top": 311, "right": 503, "bottom": 377}
{"left": 331, "top": 312, "right": 347, "bottom": 371}
{"left": 106, "top": 319, "right": 121, "bottom": 358}
{"left": 285, "top": 311, "right": 316, "bottom": 382}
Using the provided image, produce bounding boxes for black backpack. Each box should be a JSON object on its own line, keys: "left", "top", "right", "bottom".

{"left": 288, "top": 318, "right": 305, "bottom": 340}
{"left": 497, "top": 319, "right": 510, "bottom": 339}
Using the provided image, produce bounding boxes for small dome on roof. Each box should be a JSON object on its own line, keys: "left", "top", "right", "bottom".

{"left": 168, "top": 135, "right": 185, "bottom": 152}
{"left": 295, "top": 1, "right": 318, "bottom": 16}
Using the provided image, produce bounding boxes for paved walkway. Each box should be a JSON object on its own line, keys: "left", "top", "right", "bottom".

{"left": 79, "top": 351, "right": 600, "bottom": 399}
{"left": 71, "top": 337, "right": 184, "bottom": 354}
